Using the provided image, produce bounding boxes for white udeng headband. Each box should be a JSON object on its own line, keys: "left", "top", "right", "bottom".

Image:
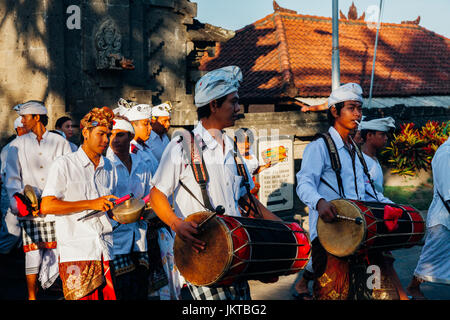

{"left": 113, "top": 119, "right": 135, "bottom": 135}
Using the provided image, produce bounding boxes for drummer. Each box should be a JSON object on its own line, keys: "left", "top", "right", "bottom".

{"left": 296, "top": 83, "right": 397, "bottom": 300}
{"left": 5, "top": 101, "right": 72, "bottom": 300}
{"left": 149, "top": 66, "right": 281, "bottom": 300}
{"left": 40, "top": 107, "right": 119, "bottom": 300}
{"left": 147, "top": 101, "right": 172, "bottom": 162}
{"left": 360, "top": 116, "right": 396, "bottom": 193}
{"left": 106, "top": 116, "right": 153, "bottom": 300}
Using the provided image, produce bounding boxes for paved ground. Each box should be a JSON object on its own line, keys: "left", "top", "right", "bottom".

{"left": 1, "top": 211, "right": 449, "bottom": 300}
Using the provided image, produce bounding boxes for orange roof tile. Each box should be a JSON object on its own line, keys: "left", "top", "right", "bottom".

{"left": 199, "top": 6, "right": 450, "bottom": 102}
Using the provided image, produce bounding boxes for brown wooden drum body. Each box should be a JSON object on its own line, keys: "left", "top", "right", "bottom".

{"left": 317, "top": 199, "right": 425, "bottom": 257}
{"left": 174, "top": 212, "right": 311, "bottom": 287}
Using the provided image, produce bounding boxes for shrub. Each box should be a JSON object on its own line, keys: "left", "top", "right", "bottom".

{"left": 381, "top": 120, "right": 449, "bottom": 176}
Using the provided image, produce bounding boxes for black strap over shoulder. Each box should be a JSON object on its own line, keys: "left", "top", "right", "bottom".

{"left": 313, "top": 132, "right": 346, "bottom": 198}
{"left": 178, "top": 131, "right": 215, "bottom": 212}
{"left": 349, "top": 136, "right": 380, "bottom": 202}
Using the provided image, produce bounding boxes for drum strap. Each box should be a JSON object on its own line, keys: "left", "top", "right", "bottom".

{"left": 233, "top": 137, "right": 262, "bottom": 219}
{"left": 178, "top": 132, "right": 215, "bottom": 212}
{"left": 349, "top": 136, "right": 380, "bottom": 202}
{"left": 314, "top": 132, "right": 346, "bottom": 198}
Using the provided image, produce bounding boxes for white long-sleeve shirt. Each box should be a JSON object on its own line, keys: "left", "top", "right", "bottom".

{"left": 151, "top": 121, "right": 254, "bottom": 219}
{"left": 5, "top": 130, "right": 72, "bottom": 222}
{"left": 296, "top": 126, "right": 392, "bottom": 241}
{"left": 106, "top": 149, "right": 153, "bottom": 255}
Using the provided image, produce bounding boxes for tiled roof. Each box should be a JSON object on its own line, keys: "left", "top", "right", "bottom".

{"left": 199, "top": 3, "right": 450, "bottom": 102}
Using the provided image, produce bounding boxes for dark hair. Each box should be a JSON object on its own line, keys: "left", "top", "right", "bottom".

{"left": 235, "top": 127, "right": 255, "bottom": 145}
{"left": 327, "top": 101, "right": 345, "bottom": 126}
{"left": 55, "top": 116, "right": 72, "bottom": 129}
{"left": 49, "top": 129, "right": 64, "bottom": 137}
{"left": 360, "top": 129, "right": 376, "bottom": 142}
{"left": 33, "top": 114, "right": 48, "bottom": 127}
{"left": 196, "top": 95, "right": 228, "bottom": 121}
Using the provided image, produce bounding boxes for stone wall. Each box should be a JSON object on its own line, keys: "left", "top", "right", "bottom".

{"left": 0, "top": 0, "right": 199, "bottom": 146}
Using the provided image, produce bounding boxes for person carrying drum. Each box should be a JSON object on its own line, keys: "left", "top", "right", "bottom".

{"left": 149, "top": 66, "right": 282, "bottom": 300}
{"left": 5, "top": 101, "right": 72, "bottom": 300}
{"left": 147, "top": 101, "right": 172, "bottom": 163}
{"left": 105, "top": 116, "right": 153, "bottom": 300}
{"left": 407, "top": 134, "right": 450, "bottom": 299}
{"left": 296, "top": 83, "right": 407, "bottom": 300}
{"left": 40, "top": 107, "right": 120, "bottom": 300}
{"left": 359, "top": 117, "right": 396, "bottom": 193}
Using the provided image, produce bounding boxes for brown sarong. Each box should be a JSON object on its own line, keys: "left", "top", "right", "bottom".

{"left": 59, "top": 260, "right": 105, "bottom": 300}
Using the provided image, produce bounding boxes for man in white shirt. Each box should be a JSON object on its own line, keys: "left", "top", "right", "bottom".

{"left": 149, "top": 66, "right": 281, "bottom": 300}
{"left": 407, "top": 135, "right": 450, "bottom": 299}
{"left": 360, "top": 117, "right": 396, "bottom": 193}
{"left": 296, "top": 83, "right": 402, "bottom": 300}
{"left": 105, "top": 117, "right": 153, "bottom": 300}
{"left": 147, "top": 102, "right": 172, "bottom": 163}
{"left": 0, "top": 116, "right": 29, "bottom": 254}
{"left": 5, "top": 101, "right": 72, "bottom": 300}
{"left": 40, "top": 107, "right": 119, "bottom": 300}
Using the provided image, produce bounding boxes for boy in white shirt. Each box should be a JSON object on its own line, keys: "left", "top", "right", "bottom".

{"left": 40, "top": 107, "right": 119, "bottom": 300}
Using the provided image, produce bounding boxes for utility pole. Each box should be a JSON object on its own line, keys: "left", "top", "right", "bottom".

{"left": 331, "top": 0, "right": 340, "bottom": 91}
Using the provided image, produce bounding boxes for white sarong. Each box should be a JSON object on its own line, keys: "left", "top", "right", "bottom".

{"left": 414, "top": 224, "right": 450, "bottom": 284}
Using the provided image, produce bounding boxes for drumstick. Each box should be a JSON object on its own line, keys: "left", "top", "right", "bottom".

{"left": 77, "top": 193, "right": 134, "bottom": 221}
{"left": 336, "top": 214, "right": 363, "bottom": 225}
{"left": 197, "top": 205, "right": 225, "bottom": 231}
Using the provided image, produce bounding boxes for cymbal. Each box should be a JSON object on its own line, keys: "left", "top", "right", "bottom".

{"left": 112, "top": 198, "right": 145, "bottom": 224}
{"left": 23, "top": 185, "right": 38, "bottom": 206}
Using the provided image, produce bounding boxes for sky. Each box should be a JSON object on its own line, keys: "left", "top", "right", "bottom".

{"left": 193, "top": 0, "right": 450, "bottom": 38}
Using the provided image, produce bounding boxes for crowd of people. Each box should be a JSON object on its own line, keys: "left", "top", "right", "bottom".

{"left": 0, "top": 65, "right": 448, "bottom": 301}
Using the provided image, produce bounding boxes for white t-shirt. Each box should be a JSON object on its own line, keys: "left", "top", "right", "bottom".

{"left": 5, "top": 131, "right": 72, "bottom": 222}
{"left": 42, "top": 148, "right": 118, "bottom": 263}
{"left": 151, "top": 121, "right": 254, "bottom": 219}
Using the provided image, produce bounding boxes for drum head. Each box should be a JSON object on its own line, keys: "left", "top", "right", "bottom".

{"left": 317, "top": 199, "right": 366, "bottom": 257}
{"left": 174, "top": 211, "right": 232, "bottom": 286}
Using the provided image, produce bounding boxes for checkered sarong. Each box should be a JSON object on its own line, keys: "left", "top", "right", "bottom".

{"left": 21, "top": 220, "right": 56, "bottom": 253}
{"left": 187, "top": 281, "right": 251, "bottom": 300}
{"left": 112, "top": 254, "right": 136, "bottom": 276}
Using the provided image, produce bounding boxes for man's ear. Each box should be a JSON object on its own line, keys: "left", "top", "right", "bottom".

{"left": 82, "top": 127, "right": 89, "bottom": 141}
{"left": 330, "top": 105, "right": 338, "bottom": 119}
{"left": 209, "top": 100, "right": 218, "bottom": 114}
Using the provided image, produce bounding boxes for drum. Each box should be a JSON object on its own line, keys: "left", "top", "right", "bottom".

{"left": 317, "top": 199, "right": 425, "bottom": 257}
{"left": 174, "top": 212, "right": 311, "bottom": 287}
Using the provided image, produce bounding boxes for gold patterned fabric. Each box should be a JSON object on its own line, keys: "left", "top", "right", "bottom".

{"left": 59, "top": 260, "right": 104, "bottom": 300}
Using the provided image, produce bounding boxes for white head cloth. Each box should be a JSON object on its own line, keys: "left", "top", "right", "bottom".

{"left": 194, "top": 65, "right": 243, "bottom": 108}
{"left": 114, "top": 98, "right": 138, "bottom": 116}
{"left": 121, "top": 104, "right": 152, "bottom": 121}
{"left": 328, "top": 83, "right": 363, "bottom": 108}
{"left": 15, "top": 101, "right": 48, "bottom": 115}
{"left": 360, "top": 116, "right": 396, "bottom": 132}
{"left": 14, "top": 116, "right": 23, "bottom": 129}
{"left": 152, "top": 102, "right": 172, "bottom": 117}
{"left": 113, "top": 118, "right": 135, "bottom": 135}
